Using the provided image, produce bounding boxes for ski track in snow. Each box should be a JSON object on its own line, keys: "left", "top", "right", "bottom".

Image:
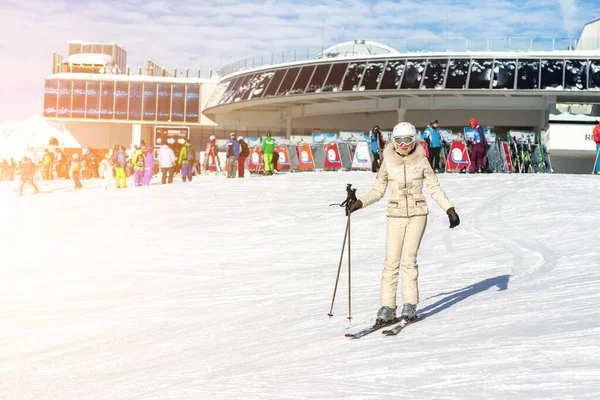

{"left": 1, "top": 173, "right": 600, "bottom": 399}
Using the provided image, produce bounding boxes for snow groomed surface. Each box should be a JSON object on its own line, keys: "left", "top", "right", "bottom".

{"left": 1, "top": 172, "right": 599, "bottom": 399}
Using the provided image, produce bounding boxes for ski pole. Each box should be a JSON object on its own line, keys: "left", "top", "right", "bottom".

{"left": 327, "top": 213, "right": 350, "bottom": 318}
{"left": 347, "top": 205, "right": 352, "bottom": 321}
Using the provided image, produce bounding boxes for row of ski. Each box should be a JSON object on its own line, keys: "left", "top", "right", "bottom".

{"left": 345, "top": 315, "right": 420, "bottom": 339}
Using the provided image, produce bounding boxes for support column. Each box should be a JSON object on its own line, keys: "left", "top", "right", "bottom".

{"left": 286, "top": 117, "right": 292, "bottom": 138}
{"left": 397, "top": 109, "right": 407, "bottom": 123}
{"left": 131, "top": 124, "right": 142, "bottom": 147}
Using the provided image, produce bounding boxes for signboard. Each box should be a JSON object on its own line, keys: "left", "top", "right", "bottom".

{"left": 275, "top": 145, "right": 291, "bottom": 171}
{"left": 312, "top": 133, "right": 337, "bottom": 144}
{"left": 154, "top": 126, "right": 190, "bottom": 148}
{"left": 508, "top": 130, "right": 536, "bottom": 144}
{"left": 445, "top": 141, "right": 471, "bottom": 172}
{"left": 463, "top": 127, "right": 493, "bottom": 143}
{"left": 339, "top": 131, "right": 366, "bottom": 142}
{"left": 248, "top": 146, "right": 264, "bottom": 173}
{"left": 298, "top": 143, "right": 315, "bottom": 170}
{"left": 323, "top": 143, "right": 343, "bottom": 169}
{"left": 351, "top": 141, "right": 372, "bottom": 170}
{"left": 245, "top": 137, "right": 262, "bottom": 147}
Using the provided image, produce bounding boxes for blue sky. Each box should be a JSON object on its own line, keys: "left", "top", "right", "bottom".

{"left": 0, "top": 0, "right": 599, "bottom": 123}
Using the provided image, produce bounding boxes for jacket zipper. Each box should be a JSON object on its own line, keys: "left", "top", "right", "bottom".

{"left": 403, "top": 165, "right": 409, "bottom": 217}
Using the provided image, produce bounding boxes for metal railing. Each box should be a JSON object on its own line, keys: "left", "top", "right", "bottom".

{"left": 219, "top": 37, "right": 585, "bottom": 78}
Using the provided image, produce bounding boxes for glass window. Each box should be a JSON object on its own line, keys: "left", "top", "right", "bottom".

{"left": 85, "top": 81, "right": 100, "bottom": 119}
{"left": 360, "top": 62, "right": 385, "bottom": 90}
{"left": 590, "top": 60, "right": 600, "bottom": 90}
{"left": 143, "top": 82, "right": 157, "bottom": 121}
{"left": 341, "top": 62, "right": 366, "bottom": 91}
{"left": 232, "top": 74, "right": 257, "bottom": 102}
{"left": 380, "top": 60, "right": 405, "bottom": 89}
{"left": 69, "top": 43, "right": 81, "bottom": 55}
{"left": 445, "top": 59, "right": 470, "bottom": 89}
{"left": 57, "top": 80, "right": 72, "bottom": 118}
{"left": 517, "top": 59, "right": 540, "bottom": 90}
{"left": 92, "top": 44, "right": 102, "bottom": 54}
{"left": 71, "top": 81, "right": 86, "bottom": 118}
{"left": 306, "top": 64, "right": 332, "bottom": 93}
{"left": 114, "top": 81, "right": 129, "bottom": 120}
{"left": 564, "top": 59, "right": 588, "bottom": 90}
{"left": 401, "top": 59, "right": 426, "bottom": 89}
{"left": 263, "top": 69, "right": 287, "bottom": 97}
{"left": 100, "top": 81, "right": 114, "bottom": 120}
{"left": 128, "top": 82, "right": 143, "bottom": 120}
{"left": 219, "top": 77, "right": 241, "bottom": 104}
{"left": 43, "top": 79, "right": 58, "bottom": 118}
{"left": 206, "top": 81, "right": 229, "bottom": 108}
{"left": 171, "top": 84, "right": 185, "bottom": 121}
{"left": 82, "top": 44, "right": 92, "bottom": 54}
{"left": 276, "top": 67, "right": 300, "bottom": 96}
{"left": 541, "top": 59, "right": 564, "bottom": 90}
{"left": 493, "top": 59, "right": 516, "bottom": 89}
{"left": 422, "top": 59, "right": 448, "bottom": 89}
{"left": 157, "top": 83, "right": 172, "bottom": 121}
{"left": 250, "top": 71, "right": 275, "bottom": 99}
{"left": 468, "top": 59, "right": 493, "bottom": 89}
{"left": 322, "top": 63, "right": 348, "bottom": 92}
{"left": 290, "top": 65, "right": 315, "bottom": 94}
{"left": 185, "top": 84, "right": 200, "bottom": 122}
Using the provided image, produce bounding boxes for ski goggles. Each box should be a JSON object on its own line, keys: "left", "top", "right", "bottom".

{"left": 394, "top": 136, "right": 415, "bottom": 145}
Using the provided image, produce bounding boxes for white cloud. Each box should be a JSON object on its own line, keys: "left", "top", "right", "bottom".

{"left": 0, "top": 0, "right": 598, "bottom": 122}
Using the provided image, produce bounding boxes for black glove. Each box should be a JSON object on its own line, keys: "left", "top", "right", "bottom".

{"left": 348, "top": 200, "right": 363, "bottom": 215}
{"left": 447, "top": 207, "right": 460, "bottom": 229}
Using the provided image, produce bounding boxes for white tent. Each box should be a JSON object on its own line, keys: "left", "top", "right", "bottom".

{"left": 0, "top": 114, "right": 81, "bottom": 160}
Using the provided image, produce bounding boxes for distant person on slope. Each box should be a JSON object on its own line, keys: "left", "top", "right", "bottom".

{"left": 18, "top": 157, "right": 40, "bottom": 196}
{"left": 132, "top": 145, "right": 146, "bottom": 187}
{"left": 69, "top": 154, "right": 83, "bottom": 190}
{"left": 370, "top": 125, "right": 385, "bottom": 173}
{"left": 203, "top": 135, "right": 218, "bottom": 174}
{"left": 347, "top": 122, "right": 460, "bottom": 325}
{"left": 237, "top": 136, "right": 250, "bottom": 178}
{"left": 261, "top": 133, "right": 276, "bottom": 176}
{"left": 468, "top": 118, "right": 487, "bottom": 173}
{"left": 178, "top": 140, "right": 195, "bottom": 182}
{"left": 423, "top": 120, "right": 442, "bottom": 173}
{"left": 158, "top": 144, "right": 176, "bottom": 184}
{"left": 142, "top": 146, "right": 154, "bottom": 186}
{"left": 593, "top": 121, "right": 600, "bottom": 175}
{"left": 226, "top": 132, "right": 241, "bottom": 178}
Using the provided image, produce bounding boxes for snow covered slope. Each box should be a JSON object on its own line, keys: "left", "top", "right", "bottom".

{"left": 1, "top": 172, "right": 599, "bottom": 399}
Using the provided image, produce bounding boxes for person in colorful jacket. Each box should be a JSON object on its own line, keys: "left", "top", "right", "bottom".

{"left": 112, "top": 145, "right": 128, "bottom": 188}
{"left": 132, "top": 145, "right": 146, "bottom": 187}
{"left": 468, "top": 118, "right": 488, "bottom": 173}
{"left": 423, "top": 120, "right": 443, "bottom": 172}
{"left": 348, "top": 122, "right": 460, "bottom": 325}
{"left": 593, "top": 121, "right": 600, "bottom": 175}
{"left": 370, "top": 125, "right": 385, "bottom": 173}
{"left": 142, "top": 146, "right": 155, "bottom": 186}
{"left": 203, "top": 135, "right": 218, "bottom": 174}
{"left": 226, "top": 132, "right": 241, "bottom": 178}
{"left": 178, "top": 140, "right": 195, "bottom": 182}
{"left": 69, "top": 153, "right": 83, "bottom": 190}
{"left": 41, "top": 149, "right": 53, "bottom": 180}
{"left": 261, "top": 133, "right": 276, "bottom": 176}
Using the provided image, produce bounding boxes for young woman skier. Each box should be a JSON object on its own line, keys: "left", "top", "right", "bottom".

{"left": 349, "top": 122, "right": 460, "bottom": 324}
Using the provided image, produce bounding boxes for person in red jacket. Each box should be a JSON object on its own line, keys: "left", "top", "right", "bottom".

{"left": 593, "top": 121, "right": 600, "bottom": 174}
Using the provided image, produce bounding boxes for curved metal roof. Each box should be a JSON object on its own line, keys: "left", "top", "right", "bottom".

{"left": 316, "top": 40, "right": 399, "bottom": 59}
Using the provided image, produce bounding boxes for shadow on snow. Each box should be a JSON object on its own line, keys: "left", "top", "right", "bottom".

{"left": 419, "top": 275, "right": 511, "bottom": 319}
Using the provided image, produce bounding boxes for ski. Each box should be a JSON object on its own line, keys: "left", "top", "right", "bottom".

{"left": 381, "top": 316, "right": 419, "bottom": 336}
{"left": 345, "top": 318, "right": 401, "bottom": 339}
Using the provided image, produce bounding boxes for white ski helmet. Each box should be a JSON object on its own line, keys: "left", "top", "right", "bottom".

{"left": 209, "top": 135, "right": 216, "bottom": 140}
{"left": 392, "top": 122, "right": 417, "bottom": 147}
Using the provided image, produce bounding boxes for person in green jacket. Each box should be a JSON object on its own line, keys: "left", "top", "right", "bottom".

{"left": 178, "top": 140, "right": 195, "bottom": 182}
{"left": 261, "top": 133, "right": 276, "bottom": 175}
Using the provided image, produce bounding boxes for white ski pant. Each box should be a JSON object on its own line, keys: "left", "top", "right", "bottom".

{"left": 381, "top": 215, "right": 427, "bottom": 308}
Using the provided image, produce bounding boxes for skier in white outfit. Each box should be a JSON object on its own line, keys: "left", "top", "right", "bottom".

{"left": 349, "top": 122, "right": 461, "bottom": 324}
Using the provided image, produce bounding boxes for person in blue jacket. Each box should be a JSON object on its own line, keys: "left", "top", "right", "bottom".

{"left": 423, "top": 120, "right": 443, "bottom": 172}
{"left": 226, "top": 132, "right": 241, "bottom": 178}
{"left": 370, "top": 125, "right": 385, "bottom": 173}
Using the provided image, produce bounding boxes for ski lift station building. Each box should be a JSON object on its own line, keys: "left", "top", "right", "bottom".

{"left": 42, "top": 18, "right": 600, "bottom": 173}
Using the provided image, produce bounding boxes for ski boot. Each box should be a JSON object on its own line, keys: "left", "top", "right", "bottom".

{"left": 400, "top": 304, "right": 418, "bottom": 322}
{"left": 376, "top": 306, "right": 397, "bottom": 325}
